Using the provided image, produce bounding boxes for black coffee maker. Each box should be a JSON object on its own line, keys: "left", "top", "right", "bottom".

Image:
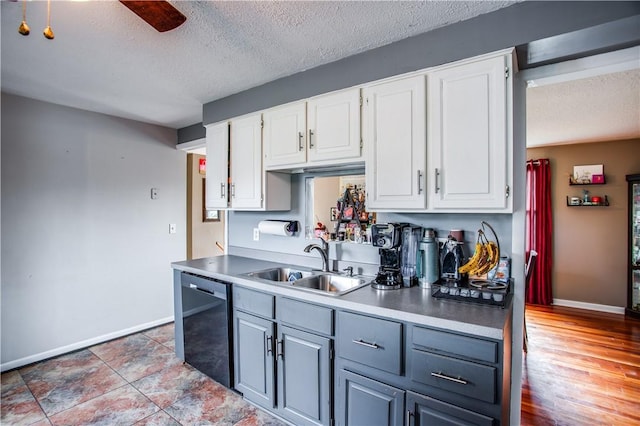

{"left": 371, "top": 223, "right": 404, "bottom": 290}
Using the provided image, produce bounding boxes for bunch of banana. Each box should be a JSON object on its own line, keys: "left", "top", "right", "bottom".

{"left": 458, "top": 235, "right": 500, "bottom": 276}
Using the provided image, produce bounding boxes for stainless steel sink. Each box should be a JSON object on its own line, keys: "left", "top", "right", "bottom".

{"left": 245, "top": 267, "right": 370, "bottom": 296}
{"left": 291, "top": 274, "right": 369, "bottom": 296}
{"left": 246, "top": 267, "right": 316, "bottom": 282}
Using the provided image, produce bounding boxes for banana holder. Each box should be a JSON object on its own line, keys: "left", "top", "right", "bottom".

{"left": 430, "top": 221, "right": 512, "bottom": 308}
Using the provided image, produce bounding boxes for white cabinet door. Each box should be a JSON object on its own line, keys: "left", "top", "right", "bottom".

{"left": 428, "top": 55, "right": 510, "bottom": 211}
{"left": 364, "top": 75, "right": 427, "bottom": 210}
{"left": 205, "top": 122, "right": 229, "bottom": 210}
{"left": 263, "top": 102, "right": 307, "bottom": 168}
{"left": 230, "top": 113, "right": 263, "bottom": 209}
{"left": 308, "top": 89, "right": 361, "bottom": 164}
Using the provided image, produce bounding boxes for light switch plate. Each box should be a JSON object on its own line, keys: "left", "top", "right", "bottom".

{"left": 169, "top": 224, "right": 177, "bottom": 234}
{"left": 253, "top": 228, "right": 260, "bottom": 241}
{"left": 151, "top": 188, "right": 158, "bottom": 199}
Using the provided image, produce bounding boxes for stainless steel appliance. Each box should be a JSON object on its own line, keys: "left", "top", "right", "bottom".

{"left": 180, "top": 272, "right": 233, "bottom": 388}
{"left": 371, "top": 223, "right": 404, "bottom": 290}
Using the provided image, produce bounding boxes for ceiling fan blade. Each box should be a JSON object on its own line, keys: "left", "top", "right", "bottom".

{"left": 119, "top": 1, "right": 186, "bottom": 33}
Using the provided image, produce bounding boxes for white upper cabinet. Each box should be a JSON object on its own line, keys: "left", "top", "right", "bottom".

{"left": 263, "top": 88, "right": 362, "bottom": 170}
{"left": 230, "top": 113, "right": 264, "bottom": 209}
{"left": 205, "top": 121, "right": 230, "bottom": 210}
{"left": 307, "top": 89, "right": 362, "bottom": 164}
{"left": 428, "top": 53, "right": 512, "bottom": 212}
{"left": 206, "top": 113, "right": 291, "bottom": 211}
{"left": 263, "top": 101, "right": 307, "bottom": 168}
{"left": 364, "top": 75, "right": 427, "bottom": 210}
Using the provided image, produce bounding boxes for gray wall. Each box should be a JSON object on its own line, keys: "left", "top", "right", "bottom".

{"left": 1, "top": 94, "right": 186, "bottom": 370}
{"left": 203, "top": 1, "right": 639, "bottom": 125}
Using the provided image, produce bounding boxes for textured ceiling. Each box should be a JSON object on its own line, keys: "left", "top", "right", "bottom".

{"left": 1, "top": 0, "right": 516, "bottom": 129}
{"left": 527, "top": 68, "right": 640, "bottom": 147}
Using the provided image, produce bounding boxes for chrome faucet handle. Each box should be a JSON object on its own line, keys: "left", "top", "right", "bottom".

{"left": 343, "top": 266, "right": 354, "bottom": 277}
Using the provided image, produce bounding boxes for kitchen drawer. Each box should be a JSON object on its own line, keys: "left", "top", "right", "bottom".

{"left": 337, "top": 311, "right": 403, "bottom": 375}
{"left": 412, "top": 326, "right": 498, "bottom": 364}
{"left": 277, "top": 297, "right": 334, "bottom": 336}
{"left": 233, "top": 286, "right": 275, "bottom": 319}
{"left": 410, "top": 349, "right": 496, "bottom": 403}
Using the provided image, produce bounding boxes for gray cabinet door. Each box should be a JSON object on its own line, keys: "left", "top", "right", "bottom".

{"left": 337, "top": 370, "right": 404, "bottom": 426}
{"left": 234, "top": 310, "right": 275, "bottom": 409}
{"left": 406, "top": 391, "right": 495, "bottom": 426}
{"left": 277, "top": 325, "right": 331, "bottom": 426}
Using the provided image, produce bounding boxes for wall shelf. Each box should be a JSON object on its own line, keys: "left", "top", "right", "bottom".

{"left": 569, "top": 176, "right": 606, "bottom": 185}
{"left": 566, "top": 195, "right": 609, "bottom": 207}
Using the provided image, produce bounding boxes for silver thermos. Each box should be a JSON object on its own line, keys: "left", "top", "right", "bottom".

{"left": 419, "top": 228, "right": 439, "bottom": 288}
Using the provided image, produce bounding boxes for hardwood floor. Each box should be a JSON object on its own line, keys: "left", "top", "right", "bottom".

{"left": 521, "top": 305, "right": 640, "bottom": 425}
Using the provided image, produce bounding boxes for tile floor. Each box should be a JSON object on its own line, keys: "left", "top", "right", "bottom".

{"left": 1, "top": 323, "right": 287, "bottom": 425}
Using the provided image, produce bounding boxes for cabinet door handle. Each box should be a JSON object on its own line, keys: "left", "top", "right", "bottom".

{"left": 406, "top": 410, "right": 414, "bottom": 426}
{"left": 434, "top": 168, "right": 440, "bottom": 193}
{"left": 231, "top": 183, "right": 236, "bottom": 198}
{"left": 276, "top": 339, "right": 284, "bottom": 359}
{"left": 417, "top": 170, "right": 423, "bottom": 194}
{"left": 430, "top": 371, "right": 468, "bottom": 385}
{"left": 220, "top": 182, "right": 226, "bottom": 198}
{"left": 309, "top": 129, "right": 315, "bottom": 148}
{"left": 266, "top": 335, "right": 273, "bottom": 356}
{"left": 298, "top": 132, "right": 304, "bottom": 151}
{"left": 352, "top": 339, "right": 379, "bottom": 349}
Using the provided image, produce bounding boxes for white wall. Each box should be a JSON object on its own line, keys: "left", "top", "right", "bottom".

{"left": 1, "top": 94, "right": 186, "bottom": 370}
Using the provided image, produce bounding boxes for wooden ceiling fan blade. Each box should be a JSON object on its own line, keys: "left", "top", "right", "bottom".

{"left": 119, "top": 1, "right": 186, "bottom": 33}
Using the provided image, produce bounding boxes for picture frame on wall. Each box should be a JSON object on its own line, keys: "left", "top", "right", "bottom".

{"left": 202, "top": 178, "right": 220, "bottom": 222}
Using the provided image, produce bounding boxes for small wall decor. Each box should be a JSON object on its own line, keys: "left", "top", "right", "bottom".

{"left": 571, "top": 164, "right": 604, "bottom": 184}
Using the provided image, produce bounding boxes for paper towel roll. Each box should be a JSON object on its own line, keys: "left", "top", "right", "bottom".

{"left": 258, "top": 220, "right": 295, "bottom": 237}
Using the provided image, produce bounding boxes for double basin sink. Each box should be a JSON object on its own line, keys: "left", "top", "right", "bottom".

{"left": 244, "top": 267, "right": 370, "bottom": 297}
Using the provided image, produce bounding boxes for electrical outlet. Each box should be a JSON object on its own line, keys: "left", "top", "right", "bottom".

{"left": 169, "top": 224, "right": 177, "bottom": 234}
{"left": 253, "top": 228, "right": 260, "bottom": 241}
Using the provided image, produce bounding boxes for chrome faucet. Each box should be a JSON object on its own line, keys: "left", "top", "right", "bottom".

{"left": 304, "top": 238, "right": 330, "bottom": 272}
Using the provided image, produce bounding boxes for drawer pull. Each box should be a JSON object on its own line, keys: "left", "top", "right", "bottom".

{"left": 430, "top": 371, "right": 468, "bottom": 385}
{"left": 352, "top": 339, "right": 379, "bottom": 349}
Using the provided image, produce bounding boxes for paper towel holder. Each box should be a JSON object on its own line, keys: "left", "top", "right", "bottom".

{"left": 257, "top": 220, "right": 300, "bottom": 237}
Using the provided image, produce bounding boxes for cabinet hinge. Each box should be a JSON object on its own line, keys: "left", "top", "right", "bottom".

{"left": 330, "top": 348, "right": 335, "bottom": 360}
{"left": 505, "top": 185, "right": 510, "bottom": 198}
{"left": 360, "top": 138, "right": 363, "bottom": 149}
{"left": 505, "top": 67, "right": 510, "bottom": 79}
{"left": 359, "top": 95, "right": 363, "bottom": 107}
{"left": 260, "top": 119, "right": 264, "bottom": 129}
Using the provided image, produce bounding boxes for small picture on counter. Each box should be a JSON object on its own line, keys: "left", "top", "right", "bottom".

{"left": 330, "top": 207, "right": 339, "bottom": 221}
{"left": 572, "top": 164, "right": 604, "bottom": 184}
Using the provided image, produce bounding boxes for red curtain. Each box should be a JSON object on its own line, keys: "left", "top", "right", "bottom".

{"left": 525, "top": 159, "right": 553, "bottom": 305}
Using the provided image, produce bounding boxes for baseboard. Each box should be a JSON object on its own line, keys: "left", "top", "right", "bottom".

{"left": 1, "top": 316, "right": 174, "bottom": 373}
{"left": 553, "top": 298, "right": 625, "bottom": 314}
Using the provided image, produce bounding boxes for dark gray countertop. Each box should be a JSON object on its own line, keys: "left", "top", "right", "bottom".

{"left": 172, "top": 255, "right": 512, "bottom": 341}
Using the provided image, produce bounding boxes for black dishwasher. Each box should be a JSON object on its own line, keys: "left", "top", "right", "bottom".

{"left": 180, "top": 272, "right": 233, "bottom": 388}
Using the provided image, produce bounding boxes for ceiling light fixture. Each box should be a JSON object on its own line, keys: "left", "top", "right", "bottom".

{"left": 17, "top": 0, "right": 54, "bottom": 40}
{"left": 17, "top": 0, "right": 30, "bottom": 36}
{"left": 43, "top": 0, "right": 54, "bottom": 40}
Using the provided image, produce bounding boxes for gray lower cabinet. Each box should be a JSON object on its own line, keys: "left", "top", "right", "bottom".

{"left": 233, "top": 287, "right": 334, "bottom": 426}
{"left": 335, "top": 310, "right": 505, "bottom": 426}
{"left": 234, "top": 310, "right": 276, "bottom": 408}
{"left": 406, "top": 391, "right": 495, "bottom": 426}
{"left": 338, "top": 369, "right": 404, "bottom": 426}
{"left": 277, "top": 325, "right": 331, "bottom": 425}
